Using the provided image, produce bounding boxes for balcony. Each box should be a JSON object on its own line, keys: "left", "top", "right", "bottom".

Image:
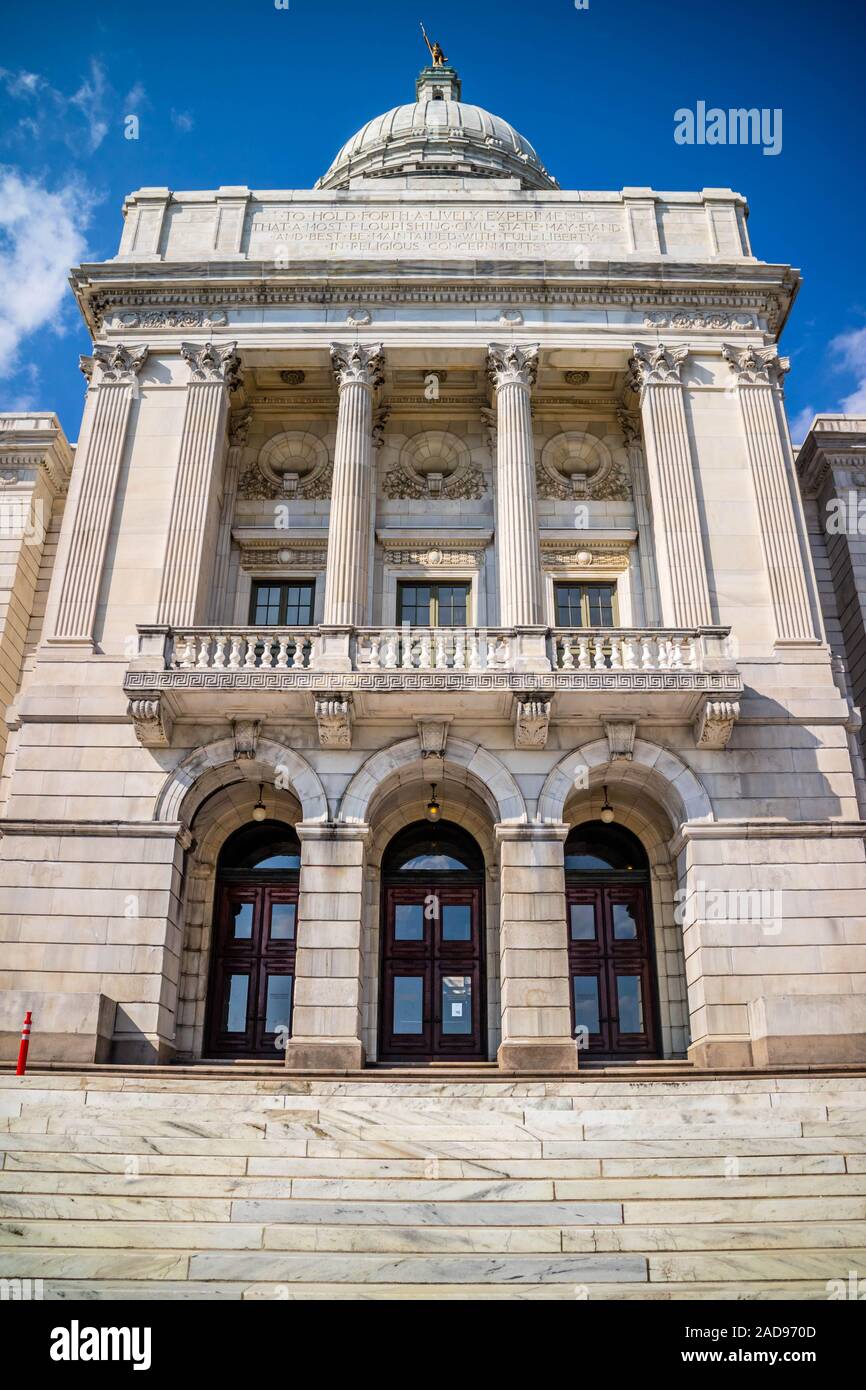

{"left": 125, "top": 623, "right": 743, "bottom": 745}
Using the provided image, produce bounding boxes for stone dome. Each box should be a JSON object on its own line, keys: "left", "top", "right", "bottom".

{"left": 317, "top": 66, "right": 558, "bottom": 192}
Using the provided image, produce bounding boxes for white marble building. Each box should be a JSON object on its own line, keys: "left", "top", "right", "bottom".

{"left": 1, "top": 58, "right": 865, "bottom": 1074}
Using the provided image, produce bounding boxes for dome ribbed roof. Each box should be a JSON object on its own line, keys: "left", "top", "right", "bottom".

{"left": 317, "top": 67, "right": 558, "bottom": 192}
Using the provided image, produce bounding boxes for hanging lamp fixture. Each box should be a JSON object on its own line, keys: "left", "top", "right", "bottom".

{"left": 252, "top": 783, "right": 267, "bottom": 823}
{"left": 600, "top": 784, "right": 615, "bottom": 825}
{"left": 425, "top": 783, "right": 442, "bottom": 823}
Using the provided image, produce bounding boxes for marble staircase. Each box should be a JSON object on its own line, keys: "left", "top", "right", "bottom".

{"left": 1, "top": 1067, "right": 865, "bottom": 1300}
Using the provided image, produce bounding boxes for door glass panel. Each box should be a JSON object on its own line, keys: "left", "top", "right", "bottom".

{"left": 442, "top": 976, "right": 472, "bottom": 1034}
{"left": 269, "top": 902, "right": 296, "bottom": 940}
{"left": 612, "top": 903, "right": 638, "bottom": 939}
{"left": 617, "top": 976, "right": 644, "bottom": 1033}
{"left": 570, "top": 902, "right": 597, "bottom": 940}
{"left": 231, "top": 901, "right": 254, "bottom": 939}
{"left": 572, "top": 976, "right": 600, "bottom": 1035}
{"left": 442, "top": 904, "right": 472, "bottom": 941}
{"left": 265, "top": 975, "right": 293, "bottom": 1034}
{"left": 222, "top": 975, "right": 249, "bottom": 1033}
{"left": 395, "top": 903, "right": 424, "bottom": 941}
{"left": 393, "top": 976, "right": 424, "bottom": 1034}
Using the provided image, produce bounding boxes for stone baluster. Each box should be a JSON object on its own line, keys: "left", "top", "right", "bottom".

{"left": 50, "top": 345, "right": 149, "bottom": 645}
{"left": 577, "top": 636, "right": 591, "bottom": 670}
{"left": 486, "top": 344, "right": 549, "bottom": 672}
{"left": 435, "top": 630, "right": 448, "bottom": 669}
{"left": 320, "top": 343, "right": 385, "bottom": 668}
{"left": 156, "top": 343, "right": 240, "bottom": 628}
{"left": 722, "top": 345, "right": 817, "bottom": 642}
{"left": 228, "top": 636, "right": 243, "bottom": 670}
{"left": 628, "top": 344, "right": 713, "bottom": 628}
{"left": 561, "top": 635, "right": 575, "bottom": 670}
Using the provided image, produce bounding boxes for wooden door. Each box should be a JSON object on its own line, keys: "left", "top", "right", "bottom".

{"left": 566, "top": 884, "right": 658, "bottom": 1056}
{"left": 207, "top": 884, "right": 297, "bottom": 1057}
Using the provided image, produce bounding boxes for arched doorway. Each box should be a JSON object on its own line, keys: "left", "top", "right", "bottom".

{"left": 205, "top": 820, "right": 300, "bottom": 1058}
{"left": 379, "top": 821, "right": 486, "bottom": 1063}
{"left": 565, "top": 820, "right": 660, "bottom": 1058}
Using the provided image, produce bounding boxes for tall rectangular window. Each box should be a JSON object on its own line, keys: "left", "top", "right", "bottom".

{"left": 397, "top": 583, "right": 470, "bottom": 627}
{"left": 554, "top": 582, "right": 616, "bottom": 628}
{"left": 250, "top": 581, "right": 315, "bottom": 627}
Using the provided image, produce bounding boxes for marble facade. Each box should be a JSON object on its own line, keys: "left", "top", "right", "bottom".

{"left": 0, "top": 61, "right": 865, "bottom": 1072}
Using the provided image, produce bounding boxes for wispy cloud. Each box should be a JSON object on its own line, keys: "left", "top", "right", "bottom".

{"left": 788, "top": 405, "right": 815, "bottom": 444}
{"left": 0, "top": 59, "right": 146, "bottom": 156}
{"left": 0, "top": 167, "right": 92, "bottom": 381}
{"left": 170, "top": 109, "right": 194, "bottom": 134}
{"left": 832, "top": 326, "right": 866, "bottom": 415}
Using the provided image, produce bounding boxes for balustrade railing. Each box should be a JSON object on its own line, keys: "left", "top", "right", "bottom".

{"left": 356, "top": 627, "right": 514, "bottom": 672}
{"left": 172, "top": 629, "right": 318, "bottom": 671}
{"left": 552, "top": 629, "right": 698, "bottom": 672}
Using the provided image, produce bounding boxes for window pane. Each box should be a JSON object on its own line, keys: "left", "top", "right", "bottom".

{"left": 393, "top": 976, "right": 424, "bottom": 1034}
{"left": 264, "top": 975, "right": 293, "bottom": 1034}
{"left": 555, "top": 585, "right": 582, "bottom": 627}
{"left": 222, "top": 975, "right": 249, "bottom": 1033}
{"left": 269, "top": 902, "right": 296, "bottom": 940}
{"left": 286, "top": 584, "right": 314, "bottom": 626}
{"left": 587, "top": 584, "right": 615, "bottom": 627}
{"left": 442, "top": 904, "right": 472, "bottom": 941}
{"left": 617, "top": 975, "right": 644, "bottom": 1033}
{"left": 232, "top": 902, "right": 254, "bottom": 940}
{"left": 442, "top": 975, "right": 472, "bottom": 1034}
{"left": 612, "top": 903, "right": 638, "bottom": 939}
{"left": 252, "top": 585, "right": 281, "bottom": 626}
{"left": 395, "top": 903, "right": 424, "bottom": 941}
{"left": 398, "top": 585, "right": 431, "bottom": 626}
{"left": 572, "top": 976, "right": 600, "bottom": 1035}
{"left": 437, "top": 585, "right": 469, "bottom": 627}
{"left": 570, "top": 902, "right": 597, "bottom": 940}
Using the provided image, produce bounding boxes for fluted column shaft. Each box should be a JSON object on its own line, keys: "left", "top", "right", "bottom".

{"left": 723, "top": 345, "right": 815, "bottom": 642}
{"left": 208, "top": 409, "right": 250, "bottom": 625}
{"left": 322, "top": 343, "right": 384, "bottom": 629}
{"left": 487, "top": 344, "right": 543, "bottom": 627}
{"left": 618, "top": 408, "right": 661, "bottom": 626}
{"left": 157, "top": 343, "right": 239, "bottom": 629}
{"left": 51, "top": 345, "right": 148, "bottom": 642}
{"left": 629, "top": 343, "right": 713, "bottom": 629}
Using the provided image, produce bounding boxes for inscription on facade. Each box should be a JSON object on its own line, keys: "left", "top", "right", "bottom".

{"left": 247, "top": 205, "right": 627, "bottom": 257}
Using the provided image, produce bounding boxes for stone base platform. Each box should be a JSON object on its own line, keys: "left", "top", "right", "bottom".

{"left": 1, "top": 1067, "right": 865, "bottom": 1300}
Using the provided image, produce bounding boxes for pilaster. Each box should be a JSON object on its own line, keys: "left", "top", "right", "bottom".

{"left": 617, "top": 406, "right": 661, "bottom": 625}
{"left": 209, "top": 406, "right": 251, "bottom": 624}
{"left": 48, "top": 345, "right": 148, "bottom": 646}
{"left": 496, "top": 822, "right": 578, "bottom": 1073}
{"left": 283, "top": 822, "right": 370, "bottom": 1072}
{"left": 156, "top": 343, "right": 239, "bottom": 628}
{"left": 722, "top": 344, "right": 817, "bottom": 643}
{"left": 628, "top": 343, "right": 713, "bottom": 628}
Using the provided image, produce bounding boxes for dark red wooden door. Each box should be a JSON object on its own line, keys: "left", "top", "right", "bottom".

{"left": 380, "top": 885, "right": 484, "bottom": 1061}
{"left": 566, "top": 883, "right": 658, "bottom": 1056}
{"left": 207, "top": 884, "right": 297, "bottom": 1057}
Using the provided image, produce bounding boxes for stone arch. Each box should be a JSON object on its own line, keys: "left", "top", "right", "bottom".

{"left": 538, "top": 738, "right": 714, "bottom": 831}
{"left": 154, "top": 736, "right": 328, "bottom": 827}
{"left": 339, "top": 735, "right": 527, "bottom": 827}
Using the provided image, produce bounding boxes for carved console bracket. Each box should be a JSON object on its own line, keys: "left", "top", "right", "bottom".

{"left": 416, "top": 717, "right": 451, "bottom": 780}
{"left": 514, "top": 695, "right": 552, "bottom": 749}
{"left": 604, "top": 719, "right": 637, "bottom": 761}
{"left": 232, "top": 718, "right": 262, "bottom": 761}
{"left": 315, "top": 695, "right": 354, "bottom": 748}
{"left": 128, "top": 696, "right": 174, "bottom": 748}
{"left": 694, "top": 699, "right": 740, "bottom": 750}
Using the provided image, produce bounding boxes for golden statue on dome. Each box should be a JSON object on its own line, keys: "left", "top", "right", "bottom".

{"left": 420, "top": 21, "right": 448, "bottom": 67}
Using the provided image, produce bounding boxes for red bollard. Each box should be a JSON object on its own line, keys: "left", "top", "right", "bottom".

{"left": 15, "top": 1011, "right": 32, "bottom": 1076}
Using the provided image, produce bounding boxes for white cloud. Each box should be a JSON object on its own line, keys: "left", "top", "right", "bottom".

{"left": 171, "top": 109, "right": 194, "bottom": 133}
{"left": 0, "top": 59, "right": 127, "bottom": 155}
{"left": 788, "top": 405, "right": 815, "bottom": 444}
{"left": 831, "top": 326, "right": 866, "bottom": 414}
{"left": 69, "top": 59, "right": 110, "bottom": 153}
{"left": 0, "top": 168, "right": 91, "bottom": 381}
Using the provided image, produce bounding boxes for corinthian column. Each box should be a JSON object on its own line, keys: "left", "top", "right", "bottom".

{"left": 628, "top": 343, "right": 713, "bottom": 628}
{"left": 208, "top": 406, "right": 250, "bottom": 624}
{"left": 321, "top": 343, "right": 384, "bottom": 642}
{"left": 487, "top": 344, "right": 544, "bottom": 631}
{"left": 722, "top": 345, "right": 816, "bottom": 642}
{"left": 50, "top": 344, "right": 148, "bottom": 644}
{"left": 156, "top": 343, "right": 239, "bottom": 628}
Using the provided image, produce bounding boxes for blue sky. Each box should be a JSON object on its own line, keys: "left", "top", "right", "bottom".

{"left": 1, "top": 0, "right": 864, "bottom": 441}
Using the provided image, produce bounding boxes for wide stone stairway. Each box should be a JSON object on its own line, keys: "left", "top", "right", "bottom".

{"left": 1, "top": 1065, "right": 865, "bottom": 1300}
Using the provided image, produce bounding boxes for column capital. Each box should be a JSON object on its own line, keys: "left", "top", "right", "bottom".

{"left": 181, "top": 341, "right": 241, "bottom": 388}
{"left": 628, "top": 342, "right": 688, "bottom": 391}
{"left": 92, "top": 343, "right": 149, "bottom": 384}
{"left": 330, "top": 342, "right": 385, "bottom": 391}
{"left": 722, "top": 343, "right": 790, "bottom": 388}
{"left": 486, "top": 342, "right": 539, "bottom": 390}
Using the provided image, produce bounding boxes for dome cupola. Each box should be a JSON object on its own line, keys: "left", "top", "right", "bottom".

{"left": 317, "top": 37, "right": 558, "bottom": 192}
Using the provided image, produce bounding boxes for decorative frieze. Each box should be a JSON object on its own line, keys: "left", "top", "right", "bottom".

{"left": 105, "top": 308, "right": 228, "bottom": 330}
{"left": 514, "top": 696, "right": 552, "bottom": 749}
{"left": 238, "top": 540, "right": 328, "bottom": 572}
{"left": 315, "top": 696, "right": 353, "bottom": 748}
{"left": 382, "top": 541, "right": 486, "bottom": 568}
{"left": 540, "top": 540, "right": 631, "bottom": 571}
{"left": 128, "top": 696, "right": 173, "bottom": 748}
{"left": 645, "top": 310, "right": 756, "bottom": 331}
{"left": 694, "top": 699, "right": 740, "bottom": 750}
